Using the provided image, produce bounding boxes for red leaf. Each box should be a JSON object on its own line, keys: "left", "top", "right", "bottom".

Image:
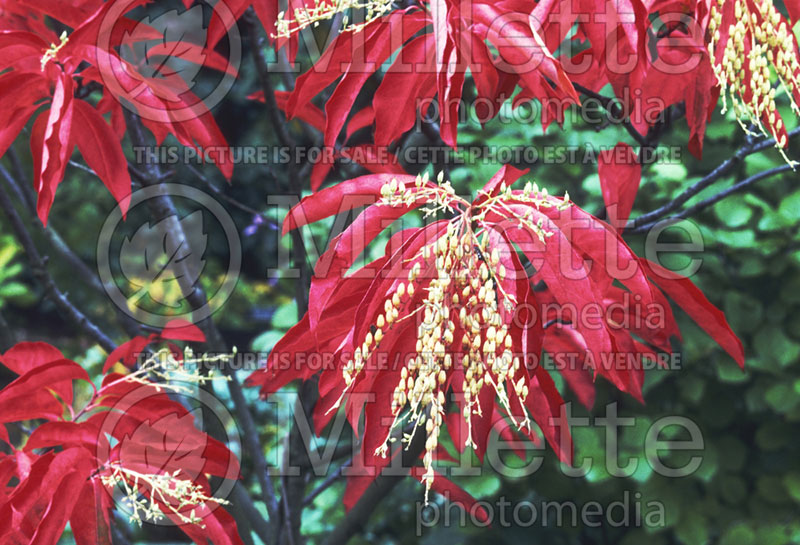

{"left": 33, "top": 67, "right": 75, "bottom": 226}
{"left": 282, "top": 173, "right": 417, "bottom": 234}
{"left": 0, "top": 342, "right": 65, "bottom": 376}
{"left": 345, "top": 106, "right": 376, "bottom": 141}
{"left": 0, "top": 31, "right": 49, "bottom": 69}
{"left": 526, "top": 366, "right": 573, "bottom": 464}
{"left": 307, "top": 195, "right": 425, "bottom": 334}
{"left": 143, "top": 41, "right": 239, "bottom": 77}
{"left": 544, "top": 325, "right": 596, "bottom": 409}
{"left": 410, "top": 468, "right": 491, "bottom": 524}
{"left": 72, "top": 99, "right": 132, "bottom": 216}
{"left": 102, "top": 335, "right": 155, "bottom": 374}
{"left": 285, "top": 14, "right": 398, "bottom": 120}
{"left": 431, "top": 0, "right": 466, "bottom": 148}
{"left": 575, "top": 0, "right": 649, "bottom": 110}
{"left": 0, "top": 71, "right": 50, "bottom": 159}
{"left": 476, "top": 164, "right": 529, "bottom": 203}
{"left": 640, "top": 259, "right": 745, "bottom": 367}
{"left": 70, "top": 479, "right": 112, "bottom": 545}
{"left": 0, "top": 448, "right": 95, "bottom": 544}
{"left": 77, "top": 45, "right": 234, "bottom": 179}
{"left": 598, "top": 142, "right": 641, "bottom": 231}
{"left": 161, "top": 318, "right": 206, "bottom": 342}
{"left": 473, "top": 4, "right": 579, "bottom": 104}
{"left": 373, "top": 34, "right": 436, "bottom": 146}
{"left": 323, "top": 11, "right": 427, "bottom": 148}
{"left": 280, "top": 92, "right": 326, "bottom": 133}
{"left": 24, "top": 421, "right": 107, "bottom": 454}
{"left": 0, "top": 359, "right": 90, "bottom": 423}
{"left": 786, "top": 0, "right": 800, "bottom": 23}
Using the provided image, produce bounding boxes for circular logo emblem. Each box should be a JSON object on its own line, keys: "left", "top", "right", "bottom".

{"left": 97, "top": 183, "right": 241, "bottom": 328}
{"left": 96, "top": 0, "right": 241, "bottom": 122}
{"left": 95, "top": 379, "right": 241, "bottom": 526}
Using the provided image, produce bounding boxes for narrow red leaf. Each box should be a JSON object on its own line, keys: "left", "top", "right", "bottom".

{"left": 640, "top": 259, "right": 745, "bottom": 367}
{"left": 598, "top": 142, "right": 641, "bottom": 231}
{"left": 282, "top": 173, "right": 417, "bottom": 235}
{"left": 102, "top": 335, "right": 155, "bottom": 374}
{"left": 0, "top": 72, "right": 50, "bottom": 159}
{"left": 70, "top": 479, "right": 112, "bottom": 545}
{"left": 34, "top": 68, "right": 75, "bottom": 226}
{"left": 72, "top": 99, "right": 132, "bottom": 216}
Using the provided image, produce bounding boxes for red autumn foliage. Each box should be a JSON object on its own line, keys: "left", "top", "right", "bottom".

{"left": 0, "top": 322, "right": 243, "bottom": 545}
{"left": 1, "top": 0, "right": 790, "bottom": 540}
{"left": 0, "top": 0, "right": 234, "bottom": 224}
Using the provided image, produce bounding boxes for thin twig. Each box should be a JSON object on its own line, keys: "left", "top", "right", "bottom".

{"left": 320, "top": 426, "right": 427, "bottom": 545}
{"left": 627, "top": 127, "right": 800, "bottom": 233}
{"left": 650, "top": 164, "right": 794, "bottom": 228}
{"left": 247, "top": 16, "right": 318, "bottom": 545}
{"left": 231, "top": 481, "right": 273, "bottom": 545}
{"left": 0, "top": 310, "right": 16, "bottom": 350}
{"left": 0, "top": 163, "right": 141, "bottom": 338}
{"left": 124, "top": 110, "right": 281, "bottom": 540}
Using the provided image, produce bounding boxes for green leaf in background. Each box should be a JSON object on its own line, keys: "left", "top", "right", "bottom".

{"left": 765, "top": 382, "right": 800, "bottom": 413}
{"left": 783, "top": 471, "right": 800, "bottom": 503}
{"left": 754, "top": 327, "right": 800, "bottom": 369}
{"left": 272, "top": 299, "right": 299, "bottom": 329}
{"left": 252, "top": 330, "right": 285, "bottom": 353}
{"left": 778, "top": 191, "right": 800, "bottom": 223}
{"left": 720, "top": 523, "right": 756, "bottom": 545}
{"left": 675, "top": 511, "right": 709, "bottom": 545}
{"left": 715, "top": 196, "right": 753, "bottom": 228}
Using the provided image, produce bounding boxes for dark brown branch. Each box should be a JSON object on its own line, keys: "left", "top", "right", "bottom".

{"left": 573, "top": 83, "right": 648, "bottom": 147}
{"left": 246, "top": 16, "right": 317, "bottom": 545}
{"left": 303, "top": 462, "right": 346, "bottom": 506}
{"left": 0, "top": 168, "right": 117, "bottom": 353}
{"left": 185, "top": 163, "right": 279, "bottom": 221}
{"left": 0, "top": 310, "right": 16, "bottom": 351}
{"left": 246, "top": 14, "right": 310, "bottom": 314}
{"left": 228, "top": 370, "right": 282, "bottom": 532}
{"left": 124, "top": 111, "right": 281, "bottom": 540}
{"left": 245, "top": 17, "right": 296, "bottom": 152}
{"left": 231, "top": 481, "right": 273, "bottom": 545}
{"left": 0, "top": 162, "right": 141, "bottom": 338}
{"left": 627, "top": 127, "right": 800, "bottom": 233}
{"left": 646, "top": 164, "right": 794, "bottom": 228}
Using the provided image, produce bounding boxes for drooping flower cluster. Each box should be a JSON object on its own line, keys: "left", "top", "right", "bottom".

{"left": 101, "top": 465, "right": 230, "bottom": 527}
{"left": 708, "top": 0, "right": 800, "bottom": 163}
{"left": 356, "top": 174, "right": 575, "bottom": 499}
{"left": 248, "top": 167, "right": 745, "bottom": 507}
